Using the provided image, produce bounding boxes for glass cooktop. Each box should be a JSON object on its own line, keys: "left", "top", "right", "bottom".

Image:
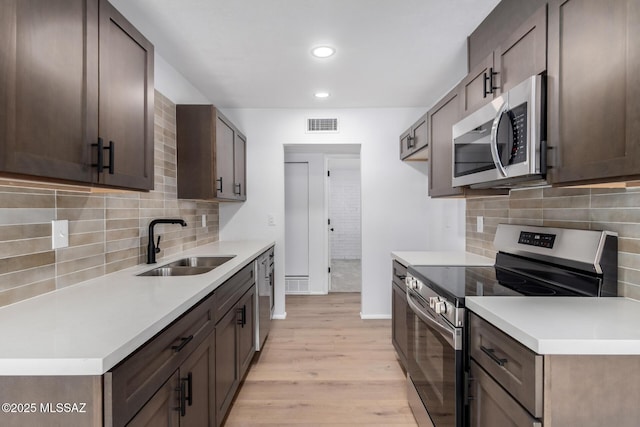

{"left": 408, "top": 256, "right": 602, "bottom": 308}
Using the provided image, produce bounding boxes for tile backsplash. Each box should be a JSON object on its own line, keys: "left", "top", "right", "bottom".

{"left": 0, "top": 91, "right": 219, "bottom": 307}
{"left": 466, "top": 187, "right": 640, "bottom": 299}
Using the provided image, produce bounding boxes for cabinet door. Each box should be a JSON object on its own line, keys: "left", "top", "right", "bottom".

{"left": 400, "top": 114, "right": 429, "bottom": 161}
{"left": 391, "top": 282, "right": 408, "bottom": 367}
{"left": 428, "top": 86, "right": 465, "bottom": 197}
{"left": 215, "top": 115, "right": 235, "bottom": 199}
{"left": 233, "top": 132, "right": 247, "bottom": 200}
{"left": 179, "top": 330, "right": 215, "bottom": 427}
{"left": 215, "top": 305, "right": 239, "bottom": 426}
{"left": 399, "top": 128, "right": 412, "bottom": 159}
{"left": 547, "top": 0, "right": 640, "bottom": 184}
{"left": 469, "top": 361, "right": 541, "bottom": 427}
{"left": 98, "top": 0, "right": 154, "bottom": 190}
{"left": 127, "top": 371, "right": 180, "bottom": 427}
{"left": 459, "top": 53, "right": 495, "bottom": 117}
{"left": 0, "top": 0, "right": 98, "bottom": 183}
{"left": 237, "top": 285, "right": 256, "bottom": 379}
{"left": 494, "top": 4, "right": 546, "bottom": 94}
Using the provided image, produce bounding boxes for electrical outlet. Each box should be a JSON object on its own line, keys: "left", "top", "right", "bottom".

{"left": 268, "top": 214, "right": 276, "bottom": 226}
{"left": 52, "top": 220, "right": 69, "bottom": 249}
{"left": 476, "top": 216, "right": 484, "bottom": 233}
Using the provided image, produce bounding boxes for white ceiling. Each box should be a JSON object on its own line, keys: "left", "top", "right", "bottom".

{"left": 110, "top": 0, "right": 500, "bottom": 109}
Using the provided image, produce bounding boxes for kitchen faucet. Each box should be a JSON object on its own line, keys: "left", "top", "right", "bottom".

{"left": 147, "top": 218, "right": 187, "bottom": 264}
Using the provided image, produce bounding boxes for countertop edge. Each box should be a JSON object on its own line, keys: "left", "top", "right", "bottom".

{"left": 0, "top": 240, "right": 275, "bottom": 376}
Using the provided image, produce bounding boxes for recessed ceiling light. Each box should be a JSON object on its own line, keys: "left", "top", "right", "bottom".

{"left": 314, "top": 92, "right": 330, "bottom": 99}
{"left": 311, "top": 46, "right": 335, "bottom": 58}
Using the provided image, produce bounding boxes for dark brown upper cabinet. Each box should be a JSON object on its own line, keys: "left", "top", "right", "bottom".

{"left": 176, "top": 105, "right": 247, "bottom": 201}
{"left": 547, "top": 0, "right": 640, "bottom": 185}
{"left": 460, "top": 4, "right": 547, "bottom": 118}
{"left": 0, "top": 0, "right": 98, "bottom": 184}
{"left": 97, "top": 1, "right": 154, "bottom": 190}
{"left": 0, "top": 0, "right": 154, "bottom": 191}
{"left": 400, "top": 112, "right": 428, "bottom": 161}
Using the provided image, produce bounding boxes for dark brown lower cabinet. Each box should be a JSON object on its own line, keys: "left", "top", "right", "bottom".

{"left": 469, "top": 313, "right": 640, "bottom": 427}
{"left": 127, "top": 372, "right": 180, "bottom": 427}
{"left": 0, "top": 262, "right": 258, "bottom": 427}
{"left": 215, "top": 285, "right": 256, "bottom": 427}
{"left": 391, "top": 260, "right": 408, "bottom": 369}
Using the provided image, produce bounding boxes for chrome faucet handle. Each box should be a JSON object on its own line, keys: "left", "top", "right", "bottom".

{"left": 155, "top": 235, "right": 161, "bottom": 254}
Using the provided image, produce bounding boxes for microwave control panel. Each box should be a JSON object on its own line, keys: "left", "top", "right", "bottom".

{"left": 502, "top": 102, "right": 528, "bottom": 165}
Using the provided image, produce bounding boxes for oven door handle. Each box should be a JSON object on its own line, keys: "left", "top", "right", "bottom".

{"left": 407, "top": 290, "right": 462, "bottom": 350}
{"left": 490, "top": 98, "right": 509, "bottom": 177}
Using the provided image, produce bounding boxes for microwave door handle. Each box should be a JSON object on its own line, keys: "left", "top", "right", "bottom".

{"left": 490, "top": 101, "right": 509, "bottom": 177}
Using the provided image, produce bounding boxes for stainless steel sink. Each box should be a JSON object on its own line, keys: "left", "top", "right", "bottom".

{"left": 137, "top": 256, "right": 235, "bottom": 277}
{"left": 165, "top": 256, "right": 235, "bottom": 268}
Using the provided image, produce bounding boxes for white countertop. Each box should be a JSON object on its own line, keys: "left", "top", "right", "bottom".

{"left": 0, "top": 240, "right": 273, "bottom": 376}
{"left": 391, "top": 251, "right": 494, "bottom": 267}
{"left": 467, "top": 296, "right": 640, "bottom": 355}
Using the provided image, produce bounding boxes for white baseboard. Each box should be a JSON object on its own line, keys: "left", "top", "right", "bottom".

{"left": 272, "top": 312, "right": 287, "bottom": 320}
{"left": 360, "top": 313, "right": 392, "bottom": 320}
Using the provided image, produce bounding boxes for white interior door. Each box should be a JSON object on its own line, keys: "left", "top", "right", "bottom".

{"left": 284, "top": 162, "right": 309, "bottom": 277}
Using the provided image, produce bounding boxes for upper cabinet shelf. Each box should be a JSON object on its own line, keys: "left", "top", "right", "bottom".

{"left": 0, "top": 0, "right": 154, "bottom": 191}
{"left": 176, "top": 105, "right": 247, "bottom": 202}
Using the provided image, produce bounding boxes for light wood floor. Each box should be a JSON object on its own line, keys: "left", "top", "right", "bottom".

{"left": 224, "top": 293, "right": 417, "bottom": 426}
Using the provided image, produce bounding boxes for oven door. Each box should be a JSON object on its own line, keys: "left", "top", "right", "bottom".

{"left": 406, "top": 289, "right": 464, "bottom": 427}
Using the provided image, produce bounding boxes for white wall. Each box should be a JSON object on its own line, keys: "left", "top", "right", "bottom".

{"left": 219, "top": 108, "right": 466, "bottom": 319}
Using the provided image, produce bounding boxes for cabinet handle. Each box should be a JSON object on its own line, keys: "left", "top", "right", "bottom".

{"left": 178, "top": 378, "right": 187, "bottom": 417}
{"left": 106, "top": 141, "right": 114, "bottom": 175}
{"left": 92, "top": 138, "right": 104, "bottom": 171}
{"left": 171, "top": 335, "right": 194, "bottom": 353}
{"left": 236, "top": 307, "right": 244, "bottom": 326}
{"left": 92, "top": 138, "right": 115, "bottom": 174}
{"left": 216, "top": 177, "right": 223, "bottom": 193}
{"left": 406, "top": 135, "right": 414, "bottom": 149}
{"left": 483, "top": 67, "right": 498, "bottom": 98}
{"left": 480, "top": 345, "right": 507, "bottom": 366}
{"left": 234, "top": 182, "right": 242, "bottom": 195}
{"left": 185, "top": 372, "right": 193, "bottom": 407}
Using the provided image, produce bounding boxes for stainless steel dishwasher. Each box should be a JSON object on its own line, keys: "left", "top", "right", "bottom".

{"left": 255, "top": 246, "right": 274, "bottom": 351}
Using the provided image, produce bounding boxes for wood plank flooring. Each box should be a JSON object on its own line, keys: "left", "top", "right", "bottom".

{"left": 224, "top": 293, "right": 417, "bottom": 426}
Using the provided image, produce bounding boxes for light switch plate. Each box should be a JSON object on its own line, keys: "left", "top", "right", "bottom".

{"left": 476, "top": 216, "right": 484, "bottom": 233}
{"left": 52, "top": 220, "right": 69, "bottom": 249}
{"left": 201, "top": 214, "right": 207, "bottom": 228}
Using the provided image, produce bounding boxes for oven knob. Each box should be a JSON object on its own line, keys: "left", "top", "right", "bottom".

{"left": 435, "top": 301, "right": 447, "bottom": 314}
{"left": 429, "top": 297, "right": 437, "bottom": 309}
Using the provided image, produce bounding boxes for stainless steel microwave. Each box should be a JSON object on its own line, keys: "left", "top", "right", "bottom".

{"left": 452, "top": 74, "right": 546, "bottom": 188}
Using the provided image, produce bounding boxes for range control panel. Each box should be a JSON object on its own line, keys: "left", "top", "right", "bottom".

{"left": 518, "top": 231, "right": 556, "bottom": 249}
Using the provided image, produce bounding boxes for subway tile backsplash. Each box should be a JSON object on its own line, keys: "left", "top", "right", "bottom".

{"left": 0, "top": 91, "right": 219, "bottom": 307}
{"left": 466, "top": 186, "right": 640, "bottom": 299}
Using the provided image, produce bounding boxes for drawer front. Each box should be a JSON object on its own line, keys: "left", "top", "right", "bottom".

{"left": 214, "top": 262, "right": 255, "bottom": 323}
{"left": 105, "top": 293, "right": 215, "bottom": 427}
{"left": 469, "top": 313, "right": 543, "bottom": 417}
{"left": 469, "top": 360, "right": 542, "bottom": 427}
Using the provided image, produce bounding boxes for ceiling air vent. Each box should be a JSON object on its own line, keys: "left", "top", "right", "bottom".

{"left": 307, "top": 117, "right": 339, "bottom": 133}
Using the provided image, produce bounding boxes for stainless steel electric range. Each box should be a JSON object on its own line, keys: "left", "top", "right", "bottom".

{"left": 404, "top": 224, "right": 618, "bottom": 427}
